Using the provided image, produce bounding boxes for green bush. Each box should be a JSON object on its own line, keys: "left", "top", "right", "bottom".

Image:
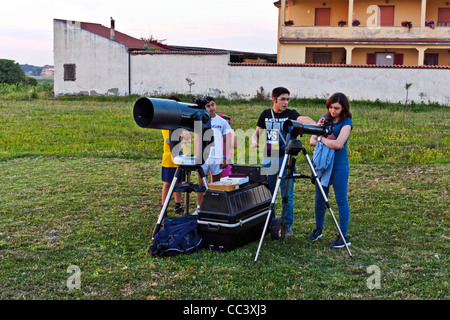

{"left": 0, "top": 81, "right": 53, "bottom": 100}
{"left": 0, "top": 59, "right": 26, "bottom": 84}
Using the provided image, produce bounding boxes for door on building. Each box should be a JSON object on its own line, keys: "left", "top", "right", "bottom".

{"left": 315, "top": 8, "right": 331, "bottom": 26}
{"left": 425, "top": 53, "right": 439, "bottom": 65}
{"left": 437, "top": 8, "right": 450, "bottom": 26}
{"left": 313, "top": 52, "right": 332, "bottom": 64}
{"left": 379, "top": 6, "right": 395, "bottom": 26}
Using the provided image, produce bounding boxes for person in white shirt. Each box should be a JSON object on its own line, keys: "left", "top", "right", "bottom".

{"left": 195, "top": 97, "right": 232, "bottom": 213}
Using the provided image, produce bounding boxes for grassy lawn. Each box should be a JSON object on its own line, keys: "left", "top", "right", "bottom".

{"left": 0, "top": 95, "right": 448, "bottom": 300}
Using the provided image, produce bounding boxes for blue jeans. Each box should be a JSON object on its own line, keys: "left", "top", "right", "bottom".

{"left": 314, "top": 164, "right": 350, "bottom": 236}
{"left": 262, "top": 156, "right": 294, "bottom": 228}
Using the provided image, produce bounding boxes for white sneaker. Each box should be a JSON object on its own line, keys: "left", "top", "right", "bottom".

{"left": 193, "top": 206, "right": 200, "bottom": 215}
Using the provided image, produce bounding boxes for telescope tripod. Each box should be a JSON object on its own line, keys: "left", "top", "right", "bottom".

{"left": 152, "top": 165, "right": 208, "bottom": 239}
{"left": 254, "top": 138, "right": 353, "bottom": 262}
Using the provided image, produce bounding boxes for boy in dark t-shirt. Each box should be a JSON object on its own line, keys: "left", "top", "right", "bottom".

{"left": 251, "top": 87, "right": 316, "bottom": 236}
{"left": 255, "top": 108, "right": 300, "bottom": 158}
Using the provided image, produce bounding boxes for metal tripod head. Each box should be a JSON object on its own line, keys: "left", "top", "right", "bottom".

{"left": 284, "top": 133, "right": 304, "bottom": 156}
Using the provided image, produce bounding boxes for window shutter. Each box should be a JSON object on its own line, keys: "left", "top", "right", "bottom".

{"left": 393, "top": 53, "right": 404, "bottom": 65}
{"left": 366, "top": 53, "right": 376, "bottom": 64}
{"left": 63, "top": 64, "right": 76, "bottom": 81}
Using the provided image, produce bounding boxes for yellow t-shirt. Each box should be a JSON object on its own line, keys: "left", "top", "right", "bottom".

{"left": 161, "top": 130, "right": 177, "bottom": 168}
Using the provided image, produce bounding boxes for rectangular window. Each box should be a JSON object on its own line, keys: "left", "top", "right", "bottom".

{"left": 379, "top": 6, "right": 394, "bottom": 26}
{"left": 315, "top": 8, "right": 331, "bottom": 26}
{"left": 438, "top": 8, "right": 450, "bottom": 27}
{"left": 376, "top": 52, "right": 395, "bottom": 65}
{"left": 64, "top": 64, "right": 76, "bottom": 81}
{"left": 369, "top": 52, "right": 403, "bottom": 66}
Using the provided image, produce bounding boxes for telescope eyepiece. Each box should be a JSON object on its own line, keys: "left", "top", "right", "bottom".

{"left": 192, "top": 98, "right": 209, "bottom": 108}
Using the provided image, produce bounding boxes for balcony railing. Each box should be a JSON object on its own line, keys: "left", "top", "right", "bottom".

{"left": 282, "top": 25, "right": 450, "bottom": 40}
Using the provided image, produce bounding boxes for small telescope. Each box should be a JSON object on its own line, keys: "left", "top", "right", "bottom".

{"left": 282, "top": 120, "right": 333, "bottom": 139}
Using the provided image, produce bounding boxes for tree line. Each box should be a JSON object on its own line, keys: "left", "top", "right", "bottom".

{"left": 0, "top": 59, "right": 38, "bottom": 86}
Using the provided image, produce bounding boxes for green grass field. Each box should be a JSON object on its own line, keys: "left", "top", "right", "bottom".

{"left": 0, "top": 94, "right": 448, "bottom": 300}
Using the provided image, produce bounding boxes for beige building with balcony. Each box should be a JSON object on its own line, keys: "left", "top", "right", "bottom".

{"left": 275, "top": 0, "right": 450, "bottom": 66}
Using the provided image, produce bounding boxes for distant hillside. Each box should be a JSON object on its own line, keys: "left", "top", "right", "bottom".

{"left": 20, "top": 64, "right": 50, "bottom": 76}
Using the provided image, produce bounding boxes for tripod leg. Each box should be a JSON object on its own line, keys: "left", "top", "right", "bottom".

{"left": 184, "top": 169, "right": 190, "bottom": 215}
{"left": 280, "top": 154, "right": 296, "bottom": 240}
{"left": 254, "top": 154, "right": 289, "bottom": 262}
{"left": 152, "top": 167, "right": 182, "bottom": 239}
{"left": 303, "top": 151, "right": 353, "bottom": 258}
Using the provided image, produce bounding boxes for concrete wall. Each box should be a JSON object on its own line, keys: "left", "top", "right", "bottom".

{"left": 229, "top": 64, "right": 449, "bottom": 105}
{"left": 54, "top": 19, "right": 129, "bottom": 96}
{"left": 130, "top": 52, "right": 230, "bottom": 97}
{"left": 130, "top": 52, "right": 450, "bottom": 105}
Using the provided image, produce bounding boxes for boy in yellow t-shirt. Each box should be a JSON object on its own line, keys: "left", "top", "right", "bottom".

{"left": 161, "top": 129, "right": 185, "bottom": 215}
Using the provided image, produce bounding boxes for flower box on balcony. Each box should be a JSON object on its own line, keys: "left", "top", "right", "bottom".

{"left": 338, "top": 19, "right": 347, "bottom": 27}
{"left": 285, "top": 20, "right": 294, "bottom": 26}
{"left": 401, "top": 20, "right": 413, "bottom": 30}
{"left": 425, "top": 19, "right": 435, "bottom": 29}
{"left": 352, "top": 18, "right": 361, "bottom": 26}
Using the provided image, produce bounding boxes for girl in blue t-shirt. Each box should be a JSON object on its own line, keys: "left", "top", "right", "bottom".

{"left": 308, "top": 92, "right": 353, "bottom": 249}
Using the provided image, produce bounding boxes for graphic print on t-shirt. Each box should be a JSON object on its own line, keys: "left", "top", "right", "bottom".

{"left": 266, "top": 117, "right": 288, "bottom": 152}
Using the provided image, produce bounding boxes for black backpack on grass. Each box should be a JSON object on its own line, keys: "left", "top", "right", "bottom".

{"left": 148, "top": 215, "right": 202, "bottom": 257}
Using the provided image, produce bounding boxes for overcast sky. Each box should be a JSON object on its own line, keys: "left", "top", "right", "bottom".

{"left": 0, "top": 0, "right": 279, "bottom": 66}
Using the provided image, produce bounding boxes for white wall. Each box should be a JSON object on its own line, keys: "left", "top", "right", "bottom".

{"left": 53, "top": 19, "right": 129, "bottom": 96}
{"left": 130, "top": 52, "right": 450, "bottom": 105}
{"left": 130, "top": 52, "right": 230, "bottom": 97}
{"left": 228, "top": 65, "right": 450, "bottom": 105}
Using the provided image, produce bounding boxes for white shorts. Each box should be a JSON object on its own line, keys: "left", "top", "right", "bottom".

{"left": 201, "top": 157, "right": 223, "bottom": 176}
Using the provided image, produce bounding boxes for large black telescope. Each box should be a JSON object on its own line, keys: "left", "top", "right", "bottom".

{"left": 133, "top": 97, "right": 212, "bottom": 166}
{"left": 133, "top": 97, "right": 211, "bottom": 131}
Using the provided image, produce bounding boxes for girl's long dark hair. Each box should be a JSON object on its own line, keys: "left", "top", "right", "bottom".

{"left": 325, "top": 92, "right": 352, "bottom": 123}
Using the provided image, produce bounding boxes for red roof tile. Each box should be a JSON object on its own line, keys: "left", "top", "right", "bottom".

{"left": 130, "top": 50, "right": 229, "bottom": 55}
{"left": 229, "top": 62, "right": 450, "bottom": 69}
{"left": 74, "top": 21, "right": 170, "bottom": 50}
{"left": 280, "top": 37, "right": 450, "bottom": 44}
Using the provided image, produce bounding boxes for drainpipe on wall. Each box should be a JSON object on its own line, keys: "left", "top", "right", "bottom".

{"left": 110, "top": 17, "right": 115, "bottom": 41}
{"left": 128, "top": 49, "right": 131, "bottom": 95}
